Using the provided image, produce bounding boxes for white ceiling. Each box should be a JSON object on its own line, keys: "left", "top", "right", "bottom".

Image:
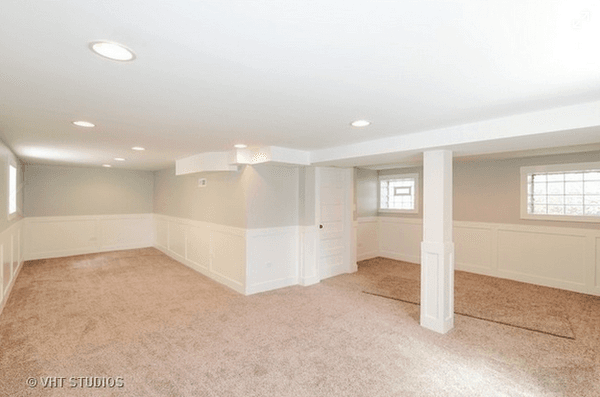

{"left": 1, "top": 1, "right": 599, "bottom": 170}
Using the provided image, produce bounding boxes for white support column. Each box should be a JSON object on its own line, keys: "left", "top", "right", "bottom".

{"left": 420, "top": 150, "right": 454, "bottom": 334}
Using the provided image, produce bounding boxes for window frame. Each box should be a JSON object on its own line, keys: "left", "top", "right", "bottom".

{"left": 378, "top": 173, "right": 419, "bottom": 214}
{"left": 520, "top": 161, "right": 600, "bottom": 223}
{"left": 7, "top": 161, "right": 17, "bottom": 220}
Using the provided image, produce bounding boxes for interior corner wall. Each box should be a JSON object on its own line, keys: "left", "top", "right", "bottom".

{"left": 355, "top": 168, "right": 378, "bottom": 218}
{"left": 243, "top": 164, "right": 300, "bottom": 294}
{"left": 299, "top": 166, "right": 316, "bottom": 227}
{"left": 23, "top": 164, "right": 155, "bottom": 260}
{"left": 24, "top": 164, "right": 154, "bottom": 217}
{"left": 454, "top": 150, "right": 600, "bottom": 229}
{"left": 356, "top": 150, "right": 600, "bottom": 296}
{"left": 153, "top": 166, "right": 247, "bottom": 228}
{"left": 153, "top": 163, "right": 302, "bottom": 296}
{"left": 243, "top": 164, "right": 299, "bottom": 229}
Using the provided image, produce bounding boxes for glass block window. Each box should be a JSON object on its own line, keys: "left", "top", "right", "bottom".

{"left": 521, "top": 162, "right": 600, "bottom": 222}
{"left": 379, "top": 173, "right": 418, "bottom": 213}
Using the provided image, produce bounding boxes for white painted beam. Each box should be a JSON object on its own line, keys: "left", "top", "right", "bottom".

{"left": 311, "top": 100, "right": 600, "bottom": 166}
{"left": 175, "top": 152, "right": 238, "bottom": 175}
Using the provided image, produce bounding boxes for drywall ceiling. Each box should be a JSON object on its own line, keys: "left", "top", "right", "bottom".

{"left": 1, "top": 1, "right": 599, "bottom": 170}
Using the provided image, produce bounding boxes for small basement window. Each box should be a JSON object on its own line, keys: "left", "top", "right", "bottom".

{"left": 379, "top": 173, "right": 418, "bottom": 213}
{"left": 520, "top": 162, "right": 600, "bottom": 222}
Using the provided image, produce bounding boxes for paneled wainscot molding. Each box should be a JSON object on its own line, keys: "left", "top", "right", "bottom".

{"left": 0, "top": 219, "right": 25, "bottom": 316}
{"left": 154, "top": 214, "right": 307, "bottom": 295}
{"left": 25, "top": 214, "right": 154, "bottom": 260}
{"left": 357, "top": 216, "right": 600, "bottom": 296}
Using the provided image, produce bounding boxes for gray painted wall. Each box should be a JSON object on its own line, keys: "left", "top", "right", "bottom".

{"left": 356, "top": 151, "right": 600, "bottom": 230}
{"left": 244, "top": 164, "right": 299, "bottom": 229}
{"left": 355, "top": 168, "right": 379, "bottom": 218}
{"left": 153, "top": 166, "right": 247, "bottom": 228}
{"left": 453, "top": 151, "right": 600, "bottom": 229}
{"left": 24, "top": 164, "right": 154, "bottom": 217}
{"left": 0, "top": 138, "right": 23, "bottom": 232}
{"left": 153, "top": 164, "right": 299, "bottom": 229}
{"left": 298, "top": 166, "right": 316, "bottom": 226}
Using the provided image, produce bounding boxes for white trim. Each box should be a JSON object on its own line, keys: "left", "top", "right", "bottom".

{"left": 520, "top": 162, "right": 600, "bottom": 223}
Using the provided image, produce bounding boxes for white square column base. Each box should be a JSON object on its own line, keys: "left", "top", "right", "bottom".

{"left": 420, "top": 241, "right": 455, "bottom": 334}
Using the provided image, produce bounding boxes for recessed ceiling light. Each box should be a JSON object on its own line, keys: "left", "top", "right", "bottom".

{"left": 89, "top": 41, "right": 136, "bottom": 62}
{"left": 114, "top": 158, "right": 125, "bottom": 161}
{"left": 234, "top": 144, "right": 247, "bottom": 149}
{"left": 72, "top": 121, "right": 95, "bottom": 128}
{"left": 351, "top": 120, "right": 371, "bottom": 127}
{"left": 102, "top": 164, "right": 112, "bottom": 168}
{"left": 131, "top": 147, "right": 145, "bottom": 151}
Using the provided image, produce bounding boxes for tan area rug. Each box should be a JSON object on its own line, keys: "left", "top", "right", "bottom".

{"left": 362, "top": 258, "right": 575, "bottom": 339}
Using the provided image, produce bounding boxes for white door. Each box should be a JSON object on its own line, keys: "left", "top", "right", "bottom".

{"left": 317, "top": 167, "right": 352, "bottom": 280}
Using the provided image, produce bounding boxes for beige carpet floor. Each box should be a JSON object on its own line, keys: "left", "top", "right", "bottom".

{"left": 1, "top": 249, "right": 599, "bottom": 396}
{"left": 362, "top": 257, "right": 576, "bottom": 339}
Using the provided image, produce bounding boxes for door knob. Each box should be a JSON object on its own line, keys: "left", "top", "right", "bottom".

{"left": 319, "top": 224, "right": 323, "bottom": 229}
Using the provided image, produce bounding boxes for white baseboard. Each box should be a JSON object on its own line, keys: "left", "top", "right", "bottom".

{"left": 245, "top": 276, "right": 298, "bottom": 295}
{"left": 357, "top": 250, "right": 379, "bottom": 261}
{"left": 379, "top": 250, "right": 420, "bottom": 264}
{"left": 299, "top": 275, "right": 320, "bottom": 286}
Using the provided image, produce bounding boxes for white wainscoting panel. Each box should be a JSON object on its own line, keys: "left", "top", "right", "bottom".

{"left": 211, "top": 226, "right": 246, "bottom": 293}
{"left": 186, "top": 223, "right": 210, "bottom": 272}
{"left": 359, "top": 216, "right": 600, "bottom": 296}
{"left": 299, "top": 226, "right": 319, "bottom": 286}
{"left": 154, "top": 215, "right": 312, "bottom": 295}
{"left": 379, "top": 217, "right": 423, "bottom": 264}
{"left": 100, "top": 216, "right": 154, "bottom": 251}
{"left": 167, "top": 221, "right": 187, "bottom": 260}
{"left": 246, "top": 226, "right": 299, "bottom": 295}
{"left": 155, "top": 217, "right": 168, "bottom": 250}
{"left": 25, "top": 214, "right": 153, "bottom": 260}
{"left": 454, "top": 222, "right": 495, "bottom": 274}
{"left": 0, "top": 219, "right": 25, "bottom": 317}
{"left": 356, "top": 217, "right": 379, "bottom": 261}
{"left": 153, "top": 215, "right": 246, "bottom": 294}
{"left": 496, "top": 226, "right": 587, "bottom": 290}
